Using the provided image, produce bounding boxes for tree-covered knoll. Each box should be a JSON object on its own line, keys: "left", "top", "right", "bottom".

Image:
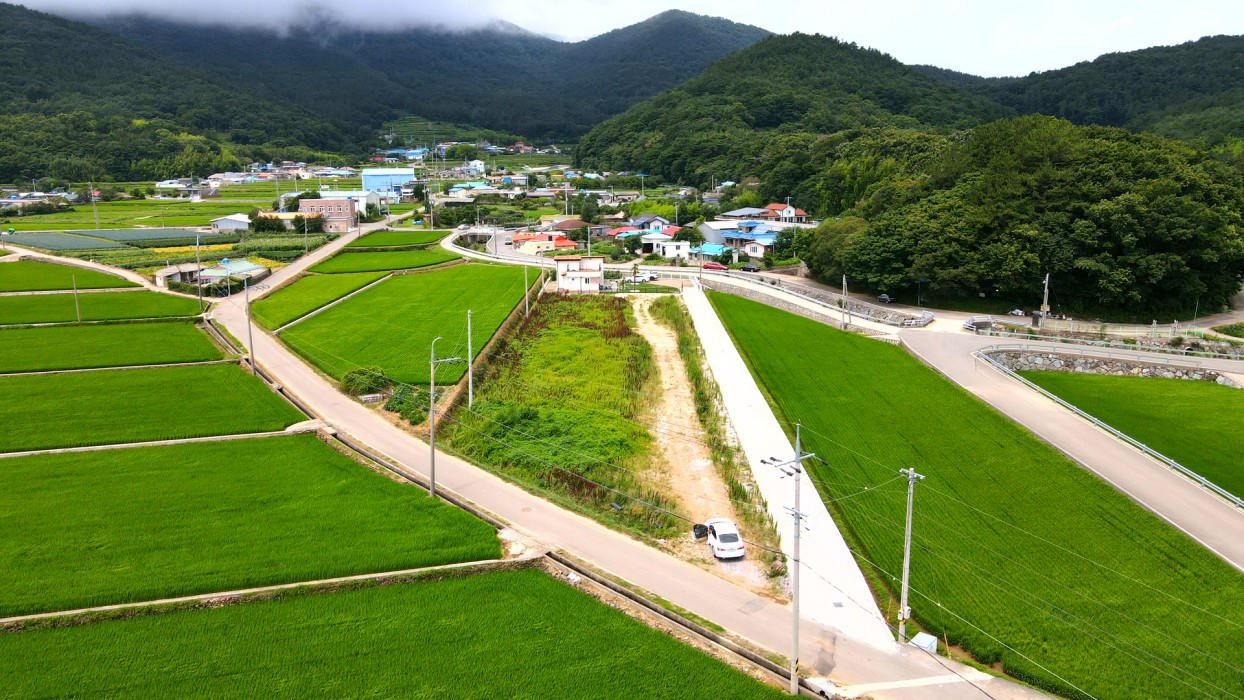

{"left": 0, "top": 3, "right": 349, "bottom": 182}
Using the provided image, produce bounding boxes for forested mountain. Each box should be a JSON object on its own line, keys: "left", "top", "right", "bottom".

{"left": 98, "top": 10, "right": 770, "bottom": 143}
{"left": 0, "top": 3, "right": 350, "bottom": 183}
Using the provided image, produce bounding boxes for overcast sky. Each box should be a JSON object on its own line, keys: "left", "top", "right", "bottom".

{"left": 24, "top": 0, "right": 1244, "bottom": 77}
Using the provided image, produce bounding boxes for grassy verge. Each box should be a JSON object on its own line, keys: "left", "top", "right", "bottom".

{"left": 1020, "top": 372, "right": 1244, "bottom": 499}
{"left": 0, "top": 363, "right": 303, "bottom": 452}
{"left": 0, "top": 322, "right": 222, "bottom": 373}
{"left": 345, "top": 229, "right": 447, "bottom": 248}
{"left": 1213, "top": 322, "right": 1244, "bottom": 339}
{"left": 250, "top": 272, "right": 387, "bottom": 330}
{"left": 307, "top": 249, "right": 458, "bottom": 274}
{"left": 0, "top": 434, "right": 499, "bottom": 617}
{"left": 281, "top": 264, "right": 528, "bottom": 385}
{"left": 0, "top": 567, "right": 782, "bottom": 699}
{"left": 0, "top": 261, "right": 136, "bottom": 292}
{"left": 707, "top": 291, "right": 1244, "bottom": 700}
{"left": 0, "top": 291, "right": 201, "bottom": 325}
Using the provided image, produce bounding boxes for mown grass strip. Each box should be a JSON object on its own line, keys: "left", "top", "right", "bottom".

{"left": 1020, "top": 372, "right": 1244, "bottom": 500}
{"left": 0, "top": 322, "right": 222, "bottom": 373}
{"left": 250, "top": 272, "right": 387, "bottom": 330}
{"left": 708, "top": 292, "right": 1244, "bottom": 700}
{"left": 282, "top": 264, "right": 527, "bottom": 384}
{"left": 344, "top": 229, "right": 447, "bottom": 248}
{"left": 0, "top": 434, "right": 499, "bottom": 618}
{"left": 307, "top": 249, "right": 458, "bottom": 274}
{"left": 0, "top": 364, "right": 303, "bottom": 453}
{"left": 0, "top": 568, "right": 782, "bottom": 699}
{"left": 0, "top": 291, "right": 201, "bottom": 325}
{"left": 0, "top": 261, "right": 137, "bottom": 293}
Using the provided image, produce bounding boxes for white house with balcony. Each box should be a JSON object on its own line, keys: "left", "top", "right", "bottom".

{"left": 554, "top": 255, "right": 605, "bottom": 294}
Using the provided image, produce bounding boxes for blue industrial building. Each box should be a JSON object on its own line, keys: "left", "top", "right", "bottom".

{"left": 360, "top": 168, "right": 416, "bottom": 194}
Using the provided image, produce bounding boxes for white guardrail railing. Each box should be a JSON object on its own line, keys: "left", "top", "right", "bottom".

{"left": 973, "top": 348, "right": 1243, "bottom": 509}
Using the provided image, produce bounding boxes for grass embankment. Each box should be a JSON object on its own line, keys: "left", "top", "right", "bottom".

{"left": 250, "top": 272, "right": 388, "bottom": 330}
{"left": 345, "top": 230, "right": 447, "bottom": 248}
{"left": 282, "top": 264, "right": 527, "bottom": 385}
{"left": 707, "top": 292, "right": 1244, "bottom": 700}
{"left": 0, "top": 261, "right": 136, "bottom": 292}
{"left": 0, "top": 434, "right": 499, "bottom": 617}
{"left": 1214, "top": 322, "right": 1244, "bottom": 339}
{"left": 1020, "top": 372, "right": 1244, "bottom": 499}
{"left": 0, "top": 568, "right": 781, "bottom": 699}
{"left": 0, "top": 291, "right": 201, "bottom": 325}
{"left": 307, "top": 249, "right": 458, "bottom": 274}
{"left": 0, "top": 364, "right": 303, "bottom": 452}
{"left": 445, "top": 294, "right": 679, "bottom": 537}
{"left": 0, "top": 322, "right": 222, "bottom": 373}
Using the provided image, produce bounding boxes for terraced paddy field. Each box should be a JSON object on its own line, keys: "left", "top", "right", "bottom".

{"left": 0, "top": 261, "right": 136, "bottom": 293}
{"left": 282, "top": 264, "right": 529, "bottom": 385}
{"left": 345, "top": 229, "right": 447, "bottom": 248}
{"left": 0, "top": 322, "right": 223, "bottom": 373}
{"left": 0, "top": 364, "right": 303, "bottom": 453}
{"left": 0, "top": 291, "right": 201, "bottom": 325}
{"left": 307, "top": 249, "right": 459, "bottom": 274}
{"left": 251, "top": 272, "right": 388, "bottom": 330}
{"left": 0, "top": 434, "right": 498, "bottom": 617}
{"left": 0, "top": 568, "right": 781, "bottom": 699}
{"left": 708, "top": 292, "right": 1244, "bottom": 700}
{"left": 1020, "top": 372, "right": 1244, "bottom": 499}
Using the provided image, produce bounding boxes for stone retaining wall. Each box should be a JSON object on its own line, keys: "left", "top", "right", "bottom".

{"left": 989, "top": 351, "right": 1242, "bottom": 388}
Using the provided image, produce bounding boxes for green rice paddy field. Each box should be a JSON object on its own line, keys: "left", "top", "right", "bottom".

{"left": 0, "top": 322, "right": 222, "bottom": 373}
{"left": 345, "top": 229, "right": 447, "bottom": 248}
{"left": 307, "top": 248, "right": 459, "bottom": 274}
{"left": 0, "top": 291, "right": 201, "bottom": 325}
{"left": 0, "top": 364, "right": 303, "bottom": 452}
{"left": 251, "top": 272, "right": 388, "bottom": 330}
{"left": 0, "top": 568, "right": 781, "bottom": 699}
{"left": 2, "top": 200, "right": 255, "bottom": 231}
{"left": 282, "top": 264, "right": 528, "bottom": 384}
{"left": 0, "top": 434, "right": 498, "bottom": 617}
{"left": 708, "top": 292, "right": 1244, "bottom": 700}
{"left": 0, "top": 261, "right": 136, "bottom": 292}
{"left": 1020, "top": 372, "right": 1244, "bottom": 499}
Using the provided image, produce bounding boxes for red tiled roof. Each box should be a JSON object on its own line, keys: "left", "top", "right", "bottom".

{"left": 765, "top": 202, "right": 808, "bottom": 216}
{"left": 606, "top": 226, "right": 638, "bottom": 236}
{"left": 551, "top": 236, "right": 577, "bottom": 248}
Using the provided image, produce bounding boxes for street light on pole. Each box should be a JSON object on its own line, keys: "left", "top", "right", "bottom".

{"left": 897, "top": 467, "right": 925, "bottom": 643}
{"left": 428, "top": 337, "right": 463, "bottom": 500}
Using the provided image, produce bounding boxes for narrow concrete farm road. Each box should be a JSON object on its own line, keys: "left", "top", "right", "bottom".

{"left": 213, "top": 293, "right": 1050, "bottom": 700}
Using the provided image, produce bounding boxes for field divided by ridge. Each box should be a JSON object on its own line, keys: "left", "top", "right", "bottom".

{"left": 0, "top": 261, "right": 136, "bottom": 292}
{"left": 0, "top": 291, "right": 201, "bottom": 325}
{"left": 0, "top": 322, "right": 223, "bottom": 373}
{"left": 307, "top": 249, "right": 458, "bottom": 274}
{"left": 0, "top": 364, "right": 303, "bottom": 453}
{"left": 707, "top": 291, "right": 1244, "bottom": 700}
{"left": 345, "top": 229, "right": 447, "bottom": 248}
{"left": 250, "top": 272, "right": 387, "bottom": 330}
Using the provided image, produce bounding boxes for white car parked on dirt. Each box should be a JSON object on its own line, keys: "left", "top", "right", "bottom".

{"left": 705, "top": 518, "right": 745, "bottom": 559}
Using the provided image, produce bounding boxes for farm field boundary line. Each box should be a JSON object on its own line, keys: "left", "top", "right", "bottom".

{"left": 273, "top": 273, "right": 394, "bottom": 332}
{"left": 0, "top": 314, "right": 205, "bottom": 330}
{"left": 0, "top": 556, "right": 534, "bottom": 627}
{"left": 0, "top": 426, "right": 320, "bottom": 460}
{"left": 0, "top": 358, "right": 237, "bottom": 378}
{"left": 0, "top": 287, "right": 144, "bottom": 297}
{"left": 899, "top": 338, "right": 1244, "bottom": 575}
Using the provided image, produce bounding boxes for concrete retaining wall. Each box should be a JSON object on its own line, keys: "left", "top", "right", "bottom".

{"left": 989, "top": 351, "right": 1242, "bottom": 388}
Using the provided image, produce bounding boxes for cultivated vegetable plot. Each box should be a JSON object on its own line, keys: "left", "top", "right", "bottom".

{"left": 5, "top": 233, "right": 127, "bottom": 250}
{"left": 0, "top": 568, "right": 782, "bottom": 699}
{"left": 708, "top": 292, "right": 1244, "bottom": 700}
{"left": 64, "top": 228, "right": 220, "bottom": 242}
{"left": 282, "top": 264, "right": 528, "bottom": 384}
{"left": 251, "top": 272, "right": 388, "bottom": 330}
{"left": 0, "top": 322, "right": 222, "bottom": 373}
{"left": 0, "top": 434, "right": 499, "bottom": 617}
{"left": 1021, "top": 372, "right": 1244, "bottom": 499}
{"left": 0, "top": 260, "right": 137, "bottom": 293}
{"left": 307, "top": 249, "right": 459, "bottom": 274}
{"left": 344, "top": 229, "right": 447, "bottom": 248}
{"left": 0, "top": 290, "right": 201, "bottom": 324}
{"left": 0, "top": 364, "right": 304, "bottom": 452}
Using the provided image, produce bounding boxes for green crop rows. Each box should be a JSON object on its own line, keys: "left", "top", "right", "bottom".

{"left": 708, "top": 292, "right": 1244, "bottom": 700}
{"left": 0, "top": 434, "right": 499, "bottom": 617}
{"left": 0, "top": 261, "right": 136, "bottom": 293}
{"left": 0, "top": 364, "right": 303, "bottom": 452}
{"left": 0, "top": 568, "right": 781, "bottom": 699}
{"left": 6, "top": 233, "right": 127, "bottom": 250}
{"left": 307, "top": 249, "right": 459, "bottom": 274}
{"left": 282, "top": 264, "right": 528, "bottom": 384}
{"left": 1021, "top": 372, "right": 1244, "bottom": 499}
{"left": 345, "top": 229, "right": 447, "bottom": 248}
{"left": 0, "top": 322, "right": 222, "bottom": 373}
{"left": 0, "top": 291, "right": 201, "bottom": 324}
{"left": 251, "top": 272, "right": 388, "bottom": 330}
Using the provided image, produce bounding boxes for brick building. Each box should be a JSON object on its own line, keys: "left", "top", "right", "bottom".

{"left": 299, "top": 197, "right": 356, "bottom": 233}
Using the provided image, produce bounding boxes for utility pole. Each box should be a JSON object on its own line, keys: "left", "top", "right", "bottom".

{"left": 467, "top": 310, "right": 474, "bottom": 407}
{"left": 194, "top": 233, "right": 203, "bottom": 313}
{"left": 1040, "top": 273, "right": 1051, "bottom": 330}
{"left": 428, "top": 337, "right": 463, "bottom": 500}
{"left": 245, "top": 279, "right": 256, "bottom": 375}
{"left": 72, "top": 275, "right": 80, "bottom": 322}
{"left": 759, "top": 425, "right": 820, "bottom": 696}
{"left": 841, "top": 275, "right": 848, "bottom": 330}
{"left": 161, "top": 206, "right": 166, "bottom": 229}
{"left": 897, "top": 467, "right": 925, "bottom": 642}
{"left": 303, "top": 216, "right": 309, "bottom": 256}
{"left": 524, "top": 266, "right": 530, "bottom": 317}
{"left": 89, "top": 182, "right": 100, "bottom": 229}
